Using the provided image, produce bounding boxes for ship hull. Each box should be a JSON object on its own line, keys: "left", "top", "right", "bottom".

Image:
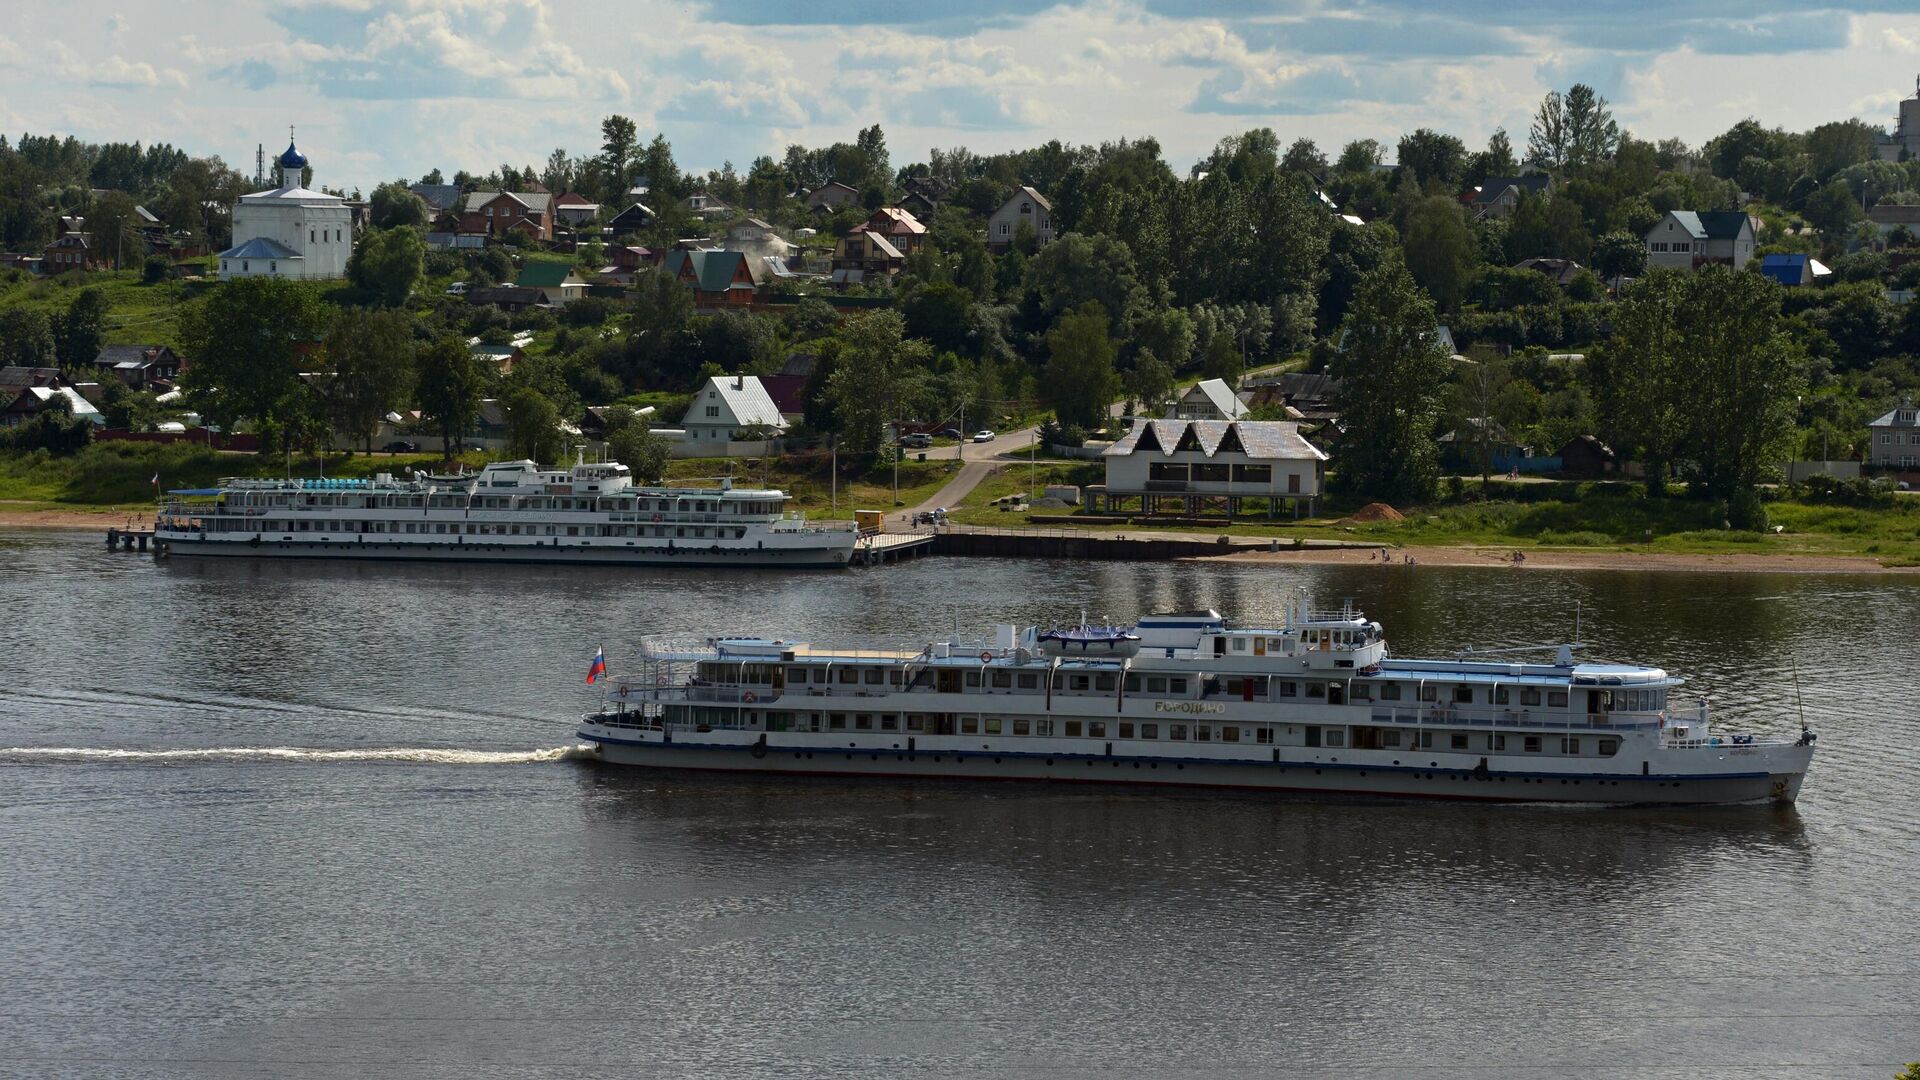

{"left": 156, "top": 535, "right": 853, "bottom": 568}
{"left": 581, "top": 729, "right": 1807, "bottom": 806}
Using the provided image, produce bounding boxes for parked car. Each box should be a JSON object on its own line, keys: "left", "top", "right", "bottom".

{"left": 381, "top": 440, "right": 419, "bottom": 453}
{"left": 898, "top": 433, "right": 932, "bottom": 449}
{"left": 936, "top": 428, "right": 963, "bottom": 440}
{"left": 913, "top": 508, "right": 948, "bottom": 526}
{"left": 972, "top": 430, "right": 996, "bottom": 443}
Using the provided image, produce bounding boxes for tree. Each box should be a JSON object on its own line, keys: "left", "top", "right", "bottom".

{"left": 88, "top": 191, "right": 139, "bottom": 270}
{"left": 1125, "top": 349, "right": 1175, "bottom": 416}
{"left": 1402, "top": 196, "right": 1479, "bottom": 312}
{"left": 58, "top": 287, "right": 110, "bottom": 370}
{"left": 179, "top": 276, "right": 329, "bottom": 448}
{"left": 1041, "top": 302, "right": 1118, "bottom": 429}
{"left": 323, "top": 307, "right": 416, "bottom": 452}
{"left": 1329, "top": 257, "right": 1452, "bottom": 502}
{"left": 1672, "top": 268, "right": 1803, "bottom": 509}
{"left": 1279, "top": 138, "right": 1327, "bottom": 178}
{"left": 1588, "top": 269, "right": 1693, "bottom": 497}
{"left": 368, "top": 181, "right": 427, "bottom": 230}
{"left": 415, "top": 334, "right": 487, "bottom": 456}
{"left": 1806, "top": 119, "right": 1877, "bottom": 180}
{"left": 348, "top": 226, "right": 425, "bottom": 307}
{"left": 1455, "top": 356, "right": 1512, "bottom": 487}
{"left": 602, "top": 405, "right": 672, "bottom": 483}
{"left": 1335, "top": 139, "right": 1384, "bottom": 175}
{"left": 503, "top": 386, "right": 565, "bottom": 464}
{"left": 600, "top": 115, "right": 638, "bottom": 197}
{"left": 542, "top": 148, "right": 575, "bottom": 195}
{"left": 0, "top": 308, "right": 55, "bottom": 368}
{"left": 1528, "top": 84, "right": 1619, "bottom": 171}
{"left": 1023, "top": 231, "right": 1145, "bottom": 332}
{"left": 826, "top": 310, "right": 930, "bottom": 453}
{"left": 1805, "top": 180, "right": 1865, "bottom": 238}
{"left": 1396, "top": 129, "right": 1468, "bottom": 190}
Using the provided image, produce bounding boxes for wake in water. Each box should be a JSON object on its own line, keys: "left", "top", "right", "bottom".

{"left": 0, "top": 745, "right": 599, "bottom": 765}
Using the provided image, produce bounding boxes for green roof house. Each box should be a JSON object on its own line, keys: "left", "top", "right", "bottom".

{"left": 514, "top": 260, "right": 588, "bottom": 306}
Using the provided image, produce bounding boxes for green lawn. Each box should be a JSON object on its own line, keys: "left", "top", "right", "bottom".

{"left": 0, "top": 443, "right": 477, "bottom": 506}
{"left": 0, "top": 269, "right": 216, "bottom": 348}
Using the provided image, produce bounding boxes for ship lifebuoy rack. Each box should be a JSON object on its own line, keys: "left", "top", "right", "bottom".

{"left": 617, "top": 684, "right": 630, "bottom": 699}
{"left": 742, "top": 691, "right": 758, "bottom": 704}
{"left": 655, "top": 673, "right": 669, "bottom": 686}
{"left": 979, "top": 650, "right": 994, "bottom": 663}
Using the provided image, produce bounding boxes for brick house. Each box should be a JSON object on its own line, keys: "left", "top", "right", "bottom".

{"left": 93, "top": 345, "right": 184, "bottom": 390}
{"left": 459, "top": 191, "right": 554, "bottom": 241}
{"left": 43, "top": 232, "right": 100, "bottom": 273}
{"left": 662, "top": 249, "right": 757, "bottom": 307}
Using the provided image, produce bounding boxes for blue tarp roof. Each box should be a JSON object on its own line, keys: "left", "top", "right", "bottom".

{"left": 1759, "top": 254, "right": 1807, "bottom": 285}
{"left": 167, "top": 488, "right": 223, "bottom": 495}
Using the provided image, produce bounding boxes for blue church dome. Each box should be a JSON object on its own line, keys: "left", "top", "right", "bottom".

{"left": 278, "top": 140, "right": 308, "bottom": 171}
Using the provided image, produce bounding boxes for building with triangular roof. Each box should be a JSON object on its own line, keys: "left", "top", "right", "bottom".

{"left": 1644, "top": 210, "right": 1756, "bottom": 272}
{"left": 1093, "top": 419, "right": 1328, "bottom": 518}
{"left": 218, "top": 132, "right": 353, "bottom": 281}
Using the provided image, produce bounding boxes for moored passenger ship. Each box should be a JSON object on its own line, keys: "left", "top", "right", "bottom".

{"left": 580, "top": 602, "right": 1816, "bottom": 804}
{"left": 153, "top": 459, "right": 858, "bottom": 567}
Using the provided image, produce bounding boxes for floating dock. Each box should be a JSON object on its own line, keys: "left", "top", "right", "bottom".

{"left": 104, "top": 528, "right": 156, "bottom": 553}
{"left": 854, "top": 532, "right": 937, "bottom": 566}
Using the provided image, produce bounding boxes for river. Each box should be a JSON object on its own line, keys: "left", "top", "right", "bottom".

{"left": 1, "top": 530, "right": 1916, "bottom": 1079}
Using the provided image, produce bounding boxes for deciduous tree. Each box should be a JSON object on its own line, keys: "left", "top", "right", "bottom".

{"left": 180, "top": 276, "right": 329, "bottom": 449}
{"left": 323, "top": 307, "right": 416, "bottom": 452}
{"left": 415, "top": 333, "right": 487, "bottom": 456}
{"left": 602, "top": 405, "right": 672, "bottom": 483}
{"left": 1329, "top": 257, "right": 1452, "bottom": 502}
{"left": 1041, "top": 302, "right": 1118, "bottom": 429}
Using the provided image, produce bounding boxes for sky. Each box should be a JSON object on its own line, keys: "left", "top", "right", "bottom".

{"left": 2, "top": 1, "right": 1919, "bottom": 195}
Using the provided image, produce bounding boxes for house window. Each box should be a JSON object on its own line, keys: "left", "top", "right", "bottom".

{"left": 310, "top": 230, "right": 315, "bottom": 243}
{"left": 1232, "top": 464, "right": 1271, "bottom": 483}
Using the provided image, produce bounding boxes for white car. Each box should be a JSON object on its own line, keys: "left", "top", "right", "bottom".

{"left": 445, "top": 282, "right": 469, "bottom": 295}
{"left": 972, "top": 430, "right": 995, "bottom": 443}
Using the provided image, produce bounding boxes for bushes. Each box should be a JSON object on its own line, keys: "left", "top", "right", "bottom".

{"left": 1793, "top": 473, "right": 1898, "bottom": 508}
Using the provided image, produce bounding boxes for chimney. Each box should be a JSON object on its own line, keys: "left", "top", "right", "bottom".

{"left": 734, "top": 374, "right": 744, "bottom": 390}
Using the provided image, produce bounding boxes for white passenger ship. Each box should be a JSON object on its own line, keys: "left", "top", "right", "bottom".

{"left": 579, "top": 602, "right": 1816, "bottom": 804}
{"left": 154, "top": 459, "right": 858, "bottom": 568}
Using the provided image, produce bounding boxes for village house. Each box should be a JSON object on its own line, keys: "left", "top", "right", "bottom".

{"left": 93, "top": 345, "right": 184, "bottom": 390}
{"left": 850, "top": 207, "right": 927, "bottom": 255}
{"left": 662, "top": 249, "right": 758, "bottom": 307}
{"left": 1466, "top": 175, "right": 1553, "bottom": 219}
{"left": 469, "top": 342, "right": 526, "bottom": 375}
{"left": 987, "top": 186, "right": 1055, "bottom": 252}
{"left": 1089, "top": 419, "right": 1328, "bottom": 518}
{"left": 1166, "top": 378, "right": 1250, "bottom": 421}
{"left": 514, "top": 261, "right": 587, "bottom": 306}
{"left": 804, "top": 181, "right": 861, "bottom": 214}
{"left": 1759, "top": 253, "right": 1831, "bottom": 287}
{"left": 1868, "top": 204, "right": 1920, "bottom": 242}
{"left": 1555, "top": 435, "right": 1617, "bottom": 478}
{"left": 678, "top": 373, "right": 788, "bottom": 453}
{"left": 1439, "top": 417, "right": 1531, "bottom": 473}
{"left": 1869, "top": 397, "right": 1920, "bottom": 470}
{"left": 459, "top": 190, "right": 553, "bottom": 241}
{"left": 2, "top": 384, "right": 104, "bottom": 428}
{"left": 1644, "top": 210, "right": 1757, "bottom": 272}
{"left": 607, "top": 203, "right": 655, "bottom": 236}
{"left": 407, "top": 183, "right": 463, "bottom": 215}
{"left": 683, "top": 192, "right": 730, "bottom": 218}
{"left": 1512, "top": 257, "right": 1585, "bottom": 287}
{"left": 830, "top": 231, "right": 904, "bottom": 286}
{"left": 551, "top": 192, "right": 600, "bottom": 228}
{"left": 42, "top": 231, "right": 99, "bottom": 273}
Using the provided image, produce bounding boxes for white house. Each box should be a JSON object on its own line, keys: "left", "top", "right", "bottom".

{"left": 218, "top": 136, "right": 353, "bottom": 281}
{"left": 987, "top": 186, "right": 1054, "bottom": 252}
{"left": 1092, "top": 419, "right": 1328, "bottom": 518}
{"left": 1869, "top": 397, "right": 1920, "bottom": 470}
{"left": 1167, "top": 378, "right": 1249, "bottom": 421}
{"left": 676, "top": 374, "right": 788, "bottom": 456}
{"left": 1644, "top": 210, "right": 1756, "bottom": 272}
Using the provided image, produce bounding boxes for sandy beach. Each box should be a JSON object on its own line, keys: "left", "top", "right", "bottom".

{"left": 0, "top": 507, "right": 153, "bottom": 531}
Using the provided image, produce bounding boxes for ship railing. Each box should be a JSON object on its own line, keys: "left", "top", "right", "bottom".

{"left": 1365, "top": 705, "right": 1694, "bottom": 732}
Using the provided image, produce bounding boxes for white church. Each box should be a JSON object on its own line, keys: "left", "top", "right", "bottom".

{"left": 217, "top": 134, "right": 353, "bottom": 281}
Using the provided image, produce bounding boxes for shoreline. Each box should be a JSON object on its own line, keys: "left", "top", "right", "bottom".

{"left": 6, "top": 509, "right": 1911, "bottom": 574}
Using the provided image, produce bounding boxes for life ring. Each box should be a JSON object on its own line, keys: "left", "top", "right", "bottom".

{"left": 980, "top": 651, "right": 993, "bottom": 663}
{"left": 742, "top": 690, "right": 758, "bottom": 703}
{"left": 617, "top": 685, "right": 629, "bottom": 699}
{"left": 655, "top": 674, "right": 668, "bottom": 686}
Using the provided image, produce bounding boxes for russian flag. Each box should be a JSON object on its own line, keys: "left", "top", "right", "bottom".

{"left": 586, "top": 647, "right": 606, "bottom": 685}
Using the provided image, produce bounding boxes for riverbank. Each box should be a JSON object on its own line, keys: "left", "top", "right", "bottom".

{"left": 1209, "top": 544, "right": 1918, "bottom": 574}
{"left": 0, "top": 504, "right": 152, "bottom": 530}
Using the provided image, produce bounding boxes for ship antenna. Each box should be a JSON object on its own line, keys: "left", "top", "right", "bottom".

{"left": 1791, "top": 653, "right": 1808, "bottom": 734}
{"left": 1573, "top": 599, "right": 1580, "bottom": 649}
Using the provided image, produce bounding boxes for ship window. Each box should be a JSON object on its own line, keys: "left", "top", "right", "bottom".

{"left": 1222, "top": 726, "right": 1239, "bottom": 743}
{"left": 814, "top": 668, "right": 832, "bottom": 684}
{"left": 1089, "top": 722, "right": 1106, "bottom": 738}
{"left": 1064, "top": 721, "right": 1082, "bottom": 737}
{"left": 992, "top": 672, "right": 1012, "bottom": 688}
{"left": 1069, "top": 675, "right": 1089, "bottom": 691}
{"left": 864, "top": 669, "right": 883, "bottom": 684}
{"left": 880, "top": 715, "right": 898, "bottom": 731}
{"left": 1453, "top": 686, "right": 1473, "bottom": 703}
{"left": 1013, "top": 718, "right": 1030, "bottom": 735}
{"left": 1256, "top": 726, "right": 1273, "bottom": 744}
{"left": 1094, "top": 674, "right": 1115, "bottom": 691}
{"left": 1494, "top": 686, "right": 1510, "bottom": 705}
{"left": 1548, "top": 691, "right": 1568, "bottom": 707}
{"left": 1169, "top": 724, "right": 1187, "bottom": 740}
{"left": 1451, "top": 733, "right": 1469, "bottom": 750}
{"left": 405, "top": 524, "right": 416, "bottom": 533}
{"left": 1323, "top": 729, "right": 1344, "bottom": 747}
{"left": 1142, "top": 723, "right": 1159, "bottom": 739}
{"left": 1351, "top": 683, "right": 1371, "bottom": 701}
{"left": 888, "top": 670, "right": 903, "bottom": 686}
{"left": 1420, "top": 731, "right": 1434, "bottom": 748}
{"left": 1017, "top": 673, "right": 1038, "bottom": 689}
{"left": 1561, "top": 736, "right": 1580, "bottom": 754}
{"left": 837, "top": 669, "right": 856, "bottom": 684}
{"left": 961, "top": 717, "right": 978, "bottom": 734}
{"left": 1420, "top": 685, "right": 1437, "bottom": 702}
{"left": 1147, "top": 676, "right": 1167, "bottom": 693}
{"left": 1037, "top": 719, "right": 1052, "bottom": 736}
{"left": 907, "top": 715, "right": 925, "bottom": 731}
{"left": 854, "top": 715, "right": 873, "bottom": 730}
{"left": 1524, "top": 736, "right": 1542, "bottom": 753}
{"left": 788, "top": 667, "right": 807, "bottom": 683}
{"left": 1119, "top": 722, "right": 1134, "bottom": 738}
{"left": 965, "top": 672, "right": 981, "bottom": 687}
{"left": 1495, "top": 735, "right": 1507, "bottom": 751}
{"left": 1598, "top": 738, "right": 1620, "bottom": 756}
{"left": 829, "top": 714, "right": 846, "bottom": 730}
{"left": 1306, "top": 682, "right": 1325, "bottom": 699}
{"left": 1124, "top": 674, "right": 1140, "bottom": 691}
{"left": 1195, "top": 725, "right": 1212, "bottom": 742}
{"left": 985, "top": 718, "right": 1002, "bottom": 734}
{"left": 1231, "top": 637, "right": 1247, "bottom": 652}
{"left": 1522, "top": 688, "right": 1541, "bottom": 706}
{"left": 1383, "top": 730, "right": 1401, "bottom": 748}
{"left": 1278, "top": 681, "right": 1297, "bottom": 698}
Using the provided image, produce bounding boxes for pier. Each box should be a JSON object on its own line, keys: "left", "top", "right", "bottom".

{"left": 104, "top": 528, "right": 156, "bottom": 553}
{"left": 855, "top": 531, "right": 937, "bottom": 566}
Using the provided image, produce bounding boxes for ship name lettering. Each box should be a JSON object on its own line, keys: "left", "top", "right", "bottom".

{"left": 1154, "top": 701, "right": 1225, "bottom": 715}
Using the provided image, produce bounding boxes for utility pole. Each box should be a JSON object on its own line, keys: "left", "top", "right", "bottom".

{"left": 830, "top": 436, "right": 837, "bottom": 514}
